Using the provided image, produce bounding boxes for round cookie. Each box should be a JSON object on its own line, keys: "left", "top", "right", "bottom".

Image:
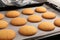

{"left": 22, "top": 8, "right": 34, "bottom": 15}
{"left": 54, "top": 18, "right": 60, "bottom": 27}
{"left": 28, "top": 15, "right": 42, "bottom": 22}
{"left": 0, "top": 20, "right": 8, "bottom": 29}
{"left": 19, "top": 25, "right": 37, "bottom": 36}
{"left": 6, "top": 10, "right": 20, "bottom": 18}
{"left": 38, "top": 22, "right": 55, "bottom": 31}
{"left": 35, "top": 6, "right": 47, "bottom": 13}
{"left": 0, "top": 29, "right": 16, "bottom": 40}
{"left": 42, "top": 12, "right": 56, "bottom": 19}
{"left": 0, "top": 13, "right": 4, "bottom": 20}
{"left": 11, "top": 17, "right": 27, "bottom": 26}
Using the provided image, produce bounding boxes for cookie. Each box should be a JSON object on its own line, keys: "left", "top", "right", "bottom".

{"left": 42, "top": 12, "right": 56, "bottom": 19}
{"left": 0, "top": 13, "right": 4, "bottom": 20}
{"left": 0, "top": 39, "right": 12, "bottom": 40}
{"left": 28, "top": 15, "right": 42, "bottom": 22}
{"left": 0, "top": 20, "right": 8, "bottom": 29}
{"left": 35, "top": 6, "right": 47, "bottom": 13}
{"left": 11, "top": 17, "right": 27, "bottom": 26}
{"left": 19, "top": 25, "right": 37, "bottom": 36}
{"left": 54, "top": 18, "right": 60, "bottom": 27}
{"left": 38, "top": 22, "right": 55, "bottom": 31}
{"left": 6, "top": 11, "right": 20, "bottom": 18}
{"left": 22, "top": 8, "right": 34, "bottom": 15}
{"left": 0, "top": 29, "right": 16, "bottom": 40}
{"left": 0, "top": 39, "right": 11, "bottom": 40}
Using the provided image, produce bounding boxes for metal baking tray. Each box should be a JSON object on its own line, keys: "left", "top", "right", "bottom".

{"left": 0, "top": 4, "right": 60, "bottom": 40}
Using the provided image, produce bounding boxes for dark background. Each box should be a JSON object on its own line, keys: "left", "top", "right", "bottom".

{"left": 40, "top": 34, "right": 60, "bottom": 40}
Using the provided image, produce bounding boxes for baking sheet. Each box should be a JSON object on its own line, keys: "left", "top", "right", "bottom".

{"left": 0, "top": 4, "right": 60, "bottom": 40}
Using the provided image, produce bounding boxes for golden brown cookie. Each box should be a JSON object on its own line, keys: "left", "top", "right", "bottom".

{"left": 0, "top": 39, "right": 11, "bottom": 40}
{"left": 0, "top": 20, "right": 8, "bottom": 29}
{"left": 11, "top": 17, "right": 27, "bottom": 26}
{"left": 38, "top": 22, "right": 55, "bottom": 31}
{"left": 0, "top": 29, "right": 16, "bottom": 40}
{"left": 19, "top": 25, "right": 37, "bottom": 36}
{"left": 28, "top": 15, "right": 42, "bottom": 22}
{"left": 22, "top": 8, "right": 34, "bottom": 15}
{"left": 6, "top": 11, "right": 20, "bottom": 18}
{"left": 0, "top": 13, "right": 4, "bottom": 20}
{"left": 54, "top": 18, "right": 60, "bottom": 27}
{"left": 42, "top": 12, "right": 56, "bottom": 19}
{"left": 35, "top": 6, "right": 47, "bottom": 13}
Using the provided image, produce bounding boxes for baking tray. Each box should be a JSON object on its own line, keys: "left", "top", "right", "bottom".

{"left": 0, "top": 4, "right": 60, "bottom": 40}
{"left": 45, "top": 2, "right": 60, "bottom": 12}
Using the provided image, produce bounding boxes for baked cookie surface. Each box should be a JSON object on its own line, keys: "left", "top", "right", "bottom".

{"left": 22, "top": 8, "right": 34, "bottom": 15}
{"left": 54, "top": 18, "right": 60, "bottom": 27}
{"left": 0, "top": 29, "right": 16, "bottom": 40}
{"left": 42, "top": 12, "right": 56, "bottom": 19}
{"left": 19, "top": 25, "right": 37, "bottom": 36}
{"left": 6, "top": 11, "right": 20, "bottom": 18}
{"left": 28, "top": 15, "right": 42, "bottom": 22}
{"left": 0, "top": 20, "right": 8, "bottom": 29}
{"left": 0, "top": 13, "right": 4, "bottom": 20}
{"left": 11, "top": 17, "right": 27, "bottom": 26}
{"left": 38, "top": 22, "right": 55, "bottom": 31}
{"left": 35, "top": 7, "right": 47, "bottom": 13}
